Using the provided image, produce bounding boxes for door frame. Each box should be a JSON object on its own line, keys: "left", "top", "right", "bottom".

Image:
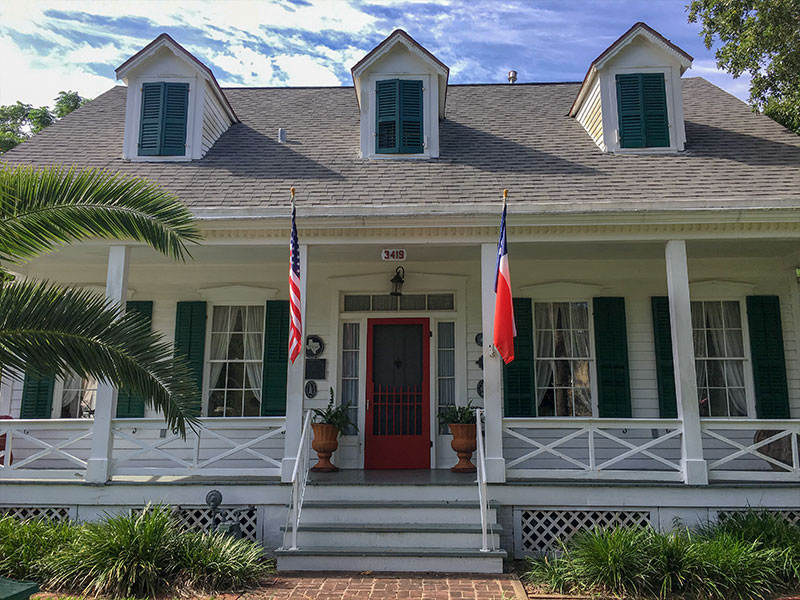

{"left": 365, "top": 317, "right": 431, "bottom": 469}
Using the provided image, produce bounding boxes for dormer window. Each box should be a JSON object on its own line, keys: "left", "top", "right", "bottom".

{"left": 138, "top": 82, "right": 189, "bottom": 156}
{"left": 376, "top": 79, "right": 424, "bottom": 154}
{"left": 569, "top": 22, "right": 693, "bottom": 154}
{"left": 616, "top": 73, "right": 669, "bottom": 148}
{"left": 117, "top": 33, "right": 237, "bottom": 161}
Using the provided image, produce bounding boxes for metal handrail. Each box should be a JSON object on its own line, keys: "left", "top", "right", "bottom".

{"left": 475, "top": 407, "right": 492, "bottom": 552}
{"left": 288, "top": 410, "right": 312, "bottom": 550}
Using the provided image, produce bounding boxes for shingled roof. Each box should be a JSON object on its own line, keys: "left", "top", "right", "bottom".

{"left": 3, "top": 78, "right": 799, "bottom": 219}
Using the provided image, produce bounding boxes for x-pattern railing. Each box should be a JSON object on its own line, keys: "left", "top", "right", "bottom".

{"left": 503, "top": 418, "right": 684, "bottom": 481}
{"left": 702, "top": 420, "right": 800, "bottom": 480}
{"left": 0, "top": 420, "right": 93, "bottom": 478}
{"left": 111, "top": 417, "right": 286, "bottom": 476}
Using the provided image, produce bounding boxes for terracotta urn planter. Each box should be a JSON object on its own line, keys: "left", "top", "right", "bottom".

{"left": 311, "top": 423, "right": 340, "bottom": 472}
{"left": 448, "top": 423, "right": 477, "bottom": 473}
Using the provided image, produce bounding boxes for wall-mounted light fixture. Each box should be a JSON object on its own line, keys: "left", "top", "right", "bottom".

{"left": 390, "top": 266, "right": 405, "bottom": 296}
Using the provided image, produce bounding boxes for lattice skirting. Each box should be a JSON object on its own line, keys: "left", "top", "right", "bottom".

{"left": 718, "top": 509, "right": 800, "bottom": 527}
{"left": 515, "top": 508, "right": 653, "bottom": 557}
{"left": 132, "top": 506, "right": 260, "bottom": 541}
{"left": 0, "top": 506, "right": 72, "bottom": 521}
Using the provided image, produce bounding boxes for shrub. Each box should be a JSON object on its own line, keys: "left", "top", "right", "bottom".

{"left": 43, "top": 505, "right": 180, "bottom": 598}
{"left": 0, "top": 515, "right": 79, "bottom": 580}
{"left": 176, "top": 529, "right": 272, "bottom": 591}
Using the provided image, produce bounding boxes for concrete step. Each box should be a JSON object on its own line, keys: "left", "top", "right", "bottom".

{"left": 281, "top": 522, "right": 502, "bottom": 549}
{"left": 304, "top": 484, "right": 482, "bottom": 502}
{"left": 298, "top": 500, "right": 497, "bottom": 524}
{"left": 275, "top": 546, "right": 507, "bottom": 574}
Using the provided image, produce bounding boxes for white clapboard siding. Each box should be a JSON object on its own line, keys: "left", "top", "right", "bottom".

{"left": 576, "top": 78, "right": 604, "bottom": 151}
{"left": 201, "top": 80, "right": 232, "bottom": 156}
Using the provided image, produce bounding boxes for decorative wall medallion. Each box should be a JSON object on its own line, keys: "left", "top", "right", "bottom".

{"left": 305, "top": 358, "right": 326, "bottom": 380}
{"left": 475, "top": 332, "right": 483, "bottom": 347}
{"left": 475, "top": 355, "right": 484, "bottom": 370}
{"left": 477, "top": 379, "right": 484, "bottom": 398}
{"left": 305, "top": 335, "right": 324, "bottom": 357}
{"left": 304, "top": 380, "right": 318, "bottom": 399}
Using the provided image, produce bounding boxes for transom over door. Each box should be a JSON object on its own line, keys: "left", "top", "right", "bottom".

{"left": 365, "top": 318, "right": 431, "bottom": 469}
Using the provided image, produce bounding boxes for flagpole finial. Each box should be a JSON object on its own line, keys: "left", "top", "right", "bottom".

{"left": 290, "top": 187, "right": 295, "bottom": 199}
{"left": 503, "top": 189, "right": 508, "bottom": 200}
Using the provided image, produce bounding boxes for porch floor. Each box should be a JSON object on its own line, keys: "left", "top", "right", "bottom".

{"left": 307, "top": 469, "right": 476, "bottom": 486}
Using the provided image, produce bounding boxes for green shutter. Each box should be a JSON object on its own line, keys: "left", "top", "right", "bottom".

{"left": 616, "top": 74, "right": 645, "bottom": 148}
{"left": 261, "top": 300, "right": 290, "bottom": 416}
{"left": 376, "top": 79, "right": 399, "bottom": 154}
{"left": 503, "top": 298, "right": 536, "bottom": 417}
{"left": 116, "top": 301, "right": 153, "bottom": 418}
{"left": 593, "top": 297, "right": 632, "bottom": 418}
{"left": 20, "top": 372, "right": 55, "bottom": 419}
{"left": 641, "top": 73, "right": 669, "bottom": 147}
{"left": 747, "top": 296, "right": 790, "bottom": 419}
{"left": 399, "top": 79, "right": 423, "bottom": 154}
{"left": 616, "top": 73, "right": 669, "bottom": 148}
{"left": 174, "top": 301, "right": 206, "bottom": 416}
{"left": 651, "top": 297, "right": 677, "bottom": 418}
{"left": 138, "top": 82, "right": 164, "bottom": 156}
{"left": 161, "top": 83, "right": 189, "bottom": 156}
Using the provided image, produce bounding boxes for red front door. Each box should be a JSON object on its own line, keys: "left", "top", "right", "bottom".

{"left": 365, "top": 318, "right": 430, "bottom": 469}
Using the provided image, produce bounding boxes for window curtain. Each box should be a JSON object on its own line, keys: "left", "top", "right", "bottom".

{"left": 61, "top": 373, "right": 81, "bottom": 418}
{"left": 209, "top": 308, "right": 232, "bottom": 402}
{"left": 245, "top": 307, "right": 263, "bottom": 404}
{"left": 695, "top": 301, "right": 747, "bottom": 416}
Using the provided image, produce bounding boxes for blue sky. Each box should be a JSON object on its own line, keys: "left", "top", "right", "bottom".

{"left": 0, "top": 0, "right": 751, "bottom": 109}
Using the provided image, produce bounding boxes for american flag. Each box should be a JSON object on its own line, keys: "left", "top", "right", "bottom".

{"left": 289, "top": 194, "right": 302, "bottom": 364}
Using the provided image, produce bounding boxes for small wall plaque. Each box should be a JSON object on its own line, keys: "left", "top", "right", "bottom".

{"left": 477, "top": 379, "right": 484, "bottom": 398}
{"left": 305, "top": 380, "right": 318, "bottom": 399}
{"left": 305, "top": 335, "right": 324, "bottom": 357}
{"left": 475, "top": 332, "right": 483, "bottom": 347}
{"left": 305, "top": 358, "right": 326, "bottom": 380}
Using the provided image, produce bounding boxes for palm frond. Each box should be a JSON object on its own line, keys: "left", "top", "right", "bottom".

{"left": 0, "top": 165, "right": 202, "bottom": 263}
{"left": 0, "top": 280, "right": 200, "bottom": 434}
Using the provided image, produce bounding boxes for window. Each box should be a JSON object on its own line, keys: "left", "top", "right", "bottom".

{"left": 616, "top": 73, "right": 669, "bottom": 148}
{"left": 533, "top": 302, "right": 592, "bottom": 416}
{"left": 139, "top": 82, "right": 189, "bottom": 156}
{"left": 208, "top": 305, "right": 264, "bottom": 417}
{"left": 340, "top": 322, "right": 360, "bottom": 435}
{"left": 692, "top": 300, "right": 747, "bottom": 417}
{"left": 60, "top": 374, "right": 97, "bottom": 418}
{"left": 376, "top": 79, "right": 424, "bottom": 154}
{"left": 342, "top": 293, "right": 454, "bottom": 312}
{"left": 437, "top": 322, "right": 456, "bottom": 433}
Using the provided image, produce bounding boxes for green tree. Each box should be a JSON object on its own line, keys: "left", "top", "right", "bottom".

{"left": 0, "top": 165, "right": 203, "bottom": 433}
{"left": 27, "top": 106, "right": 54, "bottom": 133}
{"left": 0, "top": 102, "right": 31, "bottom": 153}
{"left": 688, "top": 0, "right": 800, "bottom": 134}
{"left": 54, "top": 90, "right": 89, "bottom": 118}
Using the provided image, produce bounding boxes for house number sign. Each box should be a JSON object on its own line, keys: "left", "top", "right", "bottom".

{"left": 381, "top": 248, "right": 406, "bottom": 261}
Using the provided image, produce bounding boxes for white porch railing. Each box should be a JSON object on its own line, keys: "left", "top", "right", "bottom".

{"left": 110, "top": 417, "right": 286, "bottom": 477}
{"left": 503, "top": 418, "right": 684, "bottom": 481}
{"left": 287, "top": 410, "right": 312, "bottom": 550}
{"left": 702, "top": 419, "right": 800, "bottom": 481}
{"left": 475, "top": 408, "right": 493, "bottom": 552}
{"left": 0, "top": 419, "right": 93, "bottom": 479}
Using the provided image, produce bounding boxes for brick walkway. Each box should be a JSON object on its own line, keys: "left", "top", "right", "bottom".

{"left": 244, "top": 573, "right": 527, "bottom": 599}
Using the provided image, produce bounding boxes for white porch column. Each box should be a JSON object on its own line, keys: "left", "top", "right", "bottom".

{"left": 480, "top": 243, "right": 506, "bottom": 483}
{"left": 665, "top": 240, "right": 708, "bottom": 485}
{"left": 282, "top": 243, "right": 308, "bottom": 482}
{"left": 86, "top": 245, "right": 130, "bottom": 484}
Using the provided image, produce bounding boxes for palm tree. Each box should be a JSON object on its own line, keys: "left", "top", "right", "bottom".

{"left": 0, "top": 165, "right": 203, "bottom": 434}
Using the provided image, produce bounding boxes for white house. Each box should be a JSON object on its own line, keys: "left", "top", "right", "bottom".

{"left": 2, "top": 24, "right": 800, "bottom": 573}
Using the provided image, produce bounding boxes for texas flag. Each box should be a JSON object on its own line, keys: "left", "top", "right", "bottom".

{"left": 493, "top": 195, "right": 516, "bottom": 364}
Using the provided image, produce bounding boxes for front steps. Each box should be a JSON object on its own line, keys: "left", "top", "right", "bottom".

{"left": 275, "top": 476, "right": 506, "bottom": 573}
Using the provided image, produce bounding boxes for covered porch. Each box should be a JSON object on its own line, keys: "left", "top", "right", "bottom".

{"left": 2, "top": 221, "right": 800, "bottom": 487}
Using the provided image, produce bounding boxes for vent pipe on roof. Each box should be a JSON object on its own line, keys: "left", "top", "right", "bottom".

{"left": 278, "top": 128, "right": 287, "bottom": 143}
{"left": 508, "top": 70, "right": 517, "bottom": 83}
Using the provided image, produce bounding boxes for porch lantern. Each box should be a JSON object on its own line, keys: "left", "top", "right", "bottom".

{"left": 390, "top": 266, "right": 405, "bottom": 296}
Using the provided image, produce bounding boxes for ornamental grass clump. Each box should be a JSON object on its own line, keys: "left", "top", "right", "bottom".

{"left": 0, "top": 515, "right": 79, "bottom": 580}
{"left": 43, "top": 505, "right": 179, "bottom": 598}
{"left": 525, "top": 513, "right": 798, "bottom": 600}
{"left": 176, "top": 529, "right": 273, "bottom": 591}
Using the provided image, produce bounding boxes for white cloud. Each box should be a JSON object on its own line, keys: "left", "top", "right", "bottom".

{"left": 207, "top": 44, "right": 276, "bottom": 86}
{"left": 273, "top": 54, "right": 341, "bottom": 86}
{"left": 690, "top": 59, "right": 751, "bottom": 101}
{"left": 0, "top": 35, "right": 117, "bottom": 107}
